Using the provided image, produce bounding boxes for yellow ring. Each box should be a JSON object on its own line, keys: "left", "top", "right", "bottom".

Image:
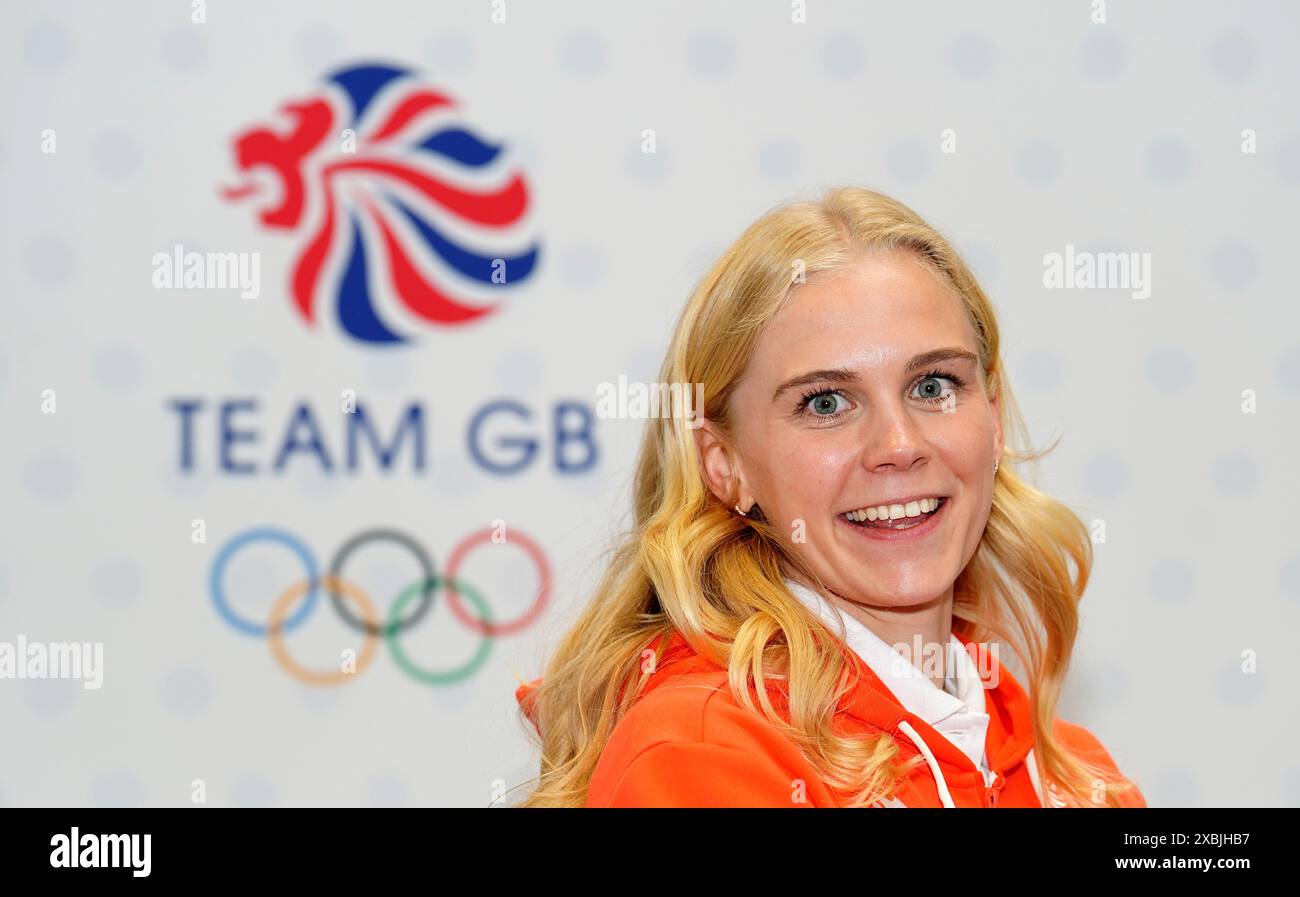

{"left": 267, "top": 575, "right": 380, "bottom": 686}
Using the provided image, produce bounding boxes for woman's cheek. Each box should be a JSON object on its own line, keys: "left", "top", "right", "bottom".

{"left": 769, "top": 444, "right": 845, "bottom": 521}
{"left": 927, "top": 417, "right": 993, "bottom": 474}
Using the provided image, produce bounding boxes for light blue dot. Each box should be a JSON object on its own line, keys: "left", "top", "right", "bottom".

{"left": 92, "top": 131, "right": 143, "bottom": 181}
{"left": 1071, "top": 663, "right": 1130, "bottom": 710}
{"left": 884, "top": 138, "right": 930, "bottom": 185}
{"left": 161, "top": 26, "right": 208, "bottom": 72}
{"left": 296, "top": 24, "right": 341, "bottom": 71}
{"left": 558, "top": 243, "right": 606, "bottom": 288}
{"left": 1144, "top": 346, "right": 1192, "bottom": 392}
{"left": 164, "top": 469, "right": 211, "bottom": 497}
{"left": 1208, "top": 240, "right": 1257, "bottom": 288}
{"left": 510, "top": 135, "right": 543, "bottom": 173}
{"left": 1083, "top": 236, "right": 1124, "bottom": 257}
{"left": 27, "top": 22, "right": 72, "bottom": 68}
{"left": 230, "top": 775, "right": 275, "bottom": 807}
{"left": 300, "top": 688, "right": 342, "bottom": 712}
{"left": 225, "top": 552, "right": 278, "bottom": 612}
{"left": 1151, "top": 770, "right": 1197, "bottom": 808}
{"left": 429, "top": 32, "right": 474, "bottom": 79}
{"left": 1280, "top": 556, "right": 1300, "bottom": 602}
{"left": 1080, "top": 455, "right": 1127, "bottom": 498}
{"left": 366, "top": 354, "right": 413, "bottom": 390}
{"left": 496, "top": 349, "right": 543, "bottom": 395}
{"left": 947, "top": 32, "right": 997, "bottom": 80}
{"left": 1078, "top": 29, "right": 1129, "bottom": 82}
{"left": 1014, "top": 138, "right": 1063, "bottom": 187}
{"left": 435, "top": 451, "right": 481, "bottom": 502}
{"left": 562, "top": 466, "right": 606, "bottom": 498}
{"left": 1209, "top": 452, "right": 1257, "bottom": 495}
{"left": 365, "top": 774, "right": 410, "bottom": 807}
{"left": 1205, "top": 31, "right": 1255, "bottom": 82}
{"left": 622, "top": 348, "right": 662, "bottom": 387}
{"left": 228, "top": 347, "right": 278, "bottom": 390}
{"left": 94, "top": 558, "right": 142, "bottom": 607}
{"left": 26, "top": 452, "right": 78, "bottom": 502}
{"left": 822, "top": 34, "right": 865, "bottom": 79}
{"left": 557, "top": 31, "right": 605, "bottom": 78}
{"left": 686, "top": 31, "right": 735, "bottom": 78}
{"left": 167, "top": 236, "right": 208, "bottom": 258}
{"left": 1149, "top": 558, "right": 1194, "bottom": 602}
{"left": 962, "top": 242, "right": 1000, "bottom": 287}
{"left": 26, "top": 679, "right": 78, "bottom": 719}
{"left": 94, "top": 344, "right": 144, "bottom": 391}
{"left": 626, "top": 145, "right": 670, "bottom": 184}
{"left": 90, "top": 771, "right": 145, "bottom": 807}
{"left": 161, "top": 667, "right": 212, "bottom": 716}
{"left": 687, "top": 242, "right": 723, "bottom": 277}
{"left": 297, "top": 465, "right": 342, "bottom": 500}
{"left": 358, "top": 555, "right": 410, "bottom": 604}
{"left": 1015, "top": 348, "right": 1065, "bottom": 393}
{"left": 758, "top": 140, "right": 801, "bottom": 181}
{"left": 1218, "top": 659, "right": 1261, "bottom": 705}
{"left": 429, "top": 671, "right": 481, "bottom": 715}
{"left": 26, "top": 236, "right": 77, "bottom": 284}
{"left": 1278, "top": 136, "right": 1300, "bottom": 182}
{"left": 1284, "top": 768, "right": 1300, "bottom": 807}
{"left": 1142, "top": 136, "right": 1194, "bottom": 186}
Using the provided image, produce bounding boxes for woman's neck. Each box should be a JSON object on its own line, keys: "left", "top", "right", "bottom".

{"left": 788, "top": 573, "right": 956, "bottom": 689}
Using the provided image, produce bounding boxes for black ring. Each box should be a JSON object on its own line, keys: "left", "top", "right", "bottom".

{"left": 327, "top": 528, "right": 437, "bottom": 637}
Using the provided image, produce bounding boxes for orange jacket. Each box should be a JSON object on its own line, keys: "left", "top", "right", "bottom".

{"left": 516, "top": 627, "right": 1147, "bottom": 808}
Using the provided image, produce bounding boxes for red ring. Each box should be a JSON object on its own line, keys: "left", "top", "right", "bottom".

{"left": 444, "top": 526, "right": 551, "bottom": 637}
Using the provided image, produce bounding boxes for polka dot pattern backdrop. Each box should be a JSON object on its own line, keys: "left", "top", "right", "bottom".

{"left": 1, "top": 0, "right": 1297, "bottom": 808}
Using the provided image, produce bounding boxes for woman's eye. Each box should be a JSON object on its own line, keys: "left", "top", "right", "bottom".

{"left": 801, "top": 390, "right": 849, "bottom": 418}
{"left": 913, "top": 375, "right": 956, "bottom": 404}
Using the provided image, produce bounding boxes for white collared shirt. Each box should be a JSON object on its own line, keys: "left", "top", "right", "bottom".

{"left": 785, "top": 578, "right": 995, "bottom": 785}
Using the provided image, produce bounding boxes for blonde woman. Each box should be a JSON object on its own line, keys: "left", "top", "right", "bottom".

{"left": 514, "top": 186, "right": 1146, "bottom": 808}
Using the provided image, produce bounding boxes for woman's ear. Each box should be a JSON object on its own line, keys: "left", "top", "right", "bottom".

{"left": 989, "top": 381, "right": 1005, "bottom": 463}
{"left": 693, "top": 419, "right": 748, "bottom": 509}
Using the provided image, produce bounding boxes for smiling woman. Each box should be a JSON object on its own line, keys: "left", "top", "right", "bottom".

{"left": 512, "top": 186, "right": 1146, "bottom": 808}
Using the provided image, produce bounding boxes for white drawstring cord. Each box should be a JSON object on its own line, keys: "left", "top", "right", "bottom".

{"left": 897, "top": 720, "right": 956, "bottom": 808}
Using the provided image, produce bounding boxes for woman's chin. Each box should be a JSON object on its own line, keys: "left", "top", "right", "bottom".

{"left": 833, "top": 573, "right": 955, "bottom": 609}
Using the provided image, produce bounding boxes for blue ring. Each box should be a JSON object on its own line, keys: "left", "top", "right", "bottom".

{"left": 210, "top": 527, "right": 319, "bottom": 637}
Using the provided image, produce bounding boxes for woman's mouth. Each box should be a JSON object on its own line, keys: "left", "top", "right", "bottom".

{"left": 837, "top": 497, "right": 949, "bottom": 541}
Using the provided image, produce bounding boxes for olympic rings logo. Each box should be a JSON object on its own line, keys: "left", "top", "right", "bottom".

{"left": 208, "top": 525, "right": 551, "bottom": 686}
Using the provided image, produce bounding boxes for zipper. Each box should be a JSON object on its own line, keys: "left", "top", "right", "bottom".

{"left": 984, "top": 771, "right": 1002, "bottom": 807}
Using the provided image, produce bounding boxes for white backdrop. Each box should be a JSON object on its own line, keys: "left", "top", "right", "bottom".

{"left": 2, "top": 0, "right": 1298, "bottom": 807}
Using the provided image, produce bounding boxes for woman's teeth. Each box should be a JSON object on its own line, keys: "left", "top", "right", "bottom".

{"left": 843, "top": 497, "right": 945, "bottom": 526}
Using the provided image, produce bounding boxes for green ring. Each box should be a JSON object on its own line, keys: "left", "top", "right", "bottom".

{"left": 384, "top": 575, "right": 494, "bottom": 685}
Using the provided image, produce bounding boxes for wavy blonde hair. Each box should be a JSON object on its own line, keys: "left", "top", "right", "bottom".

{"left": 515, "top": 186, "right": 1139, "bottom": 808}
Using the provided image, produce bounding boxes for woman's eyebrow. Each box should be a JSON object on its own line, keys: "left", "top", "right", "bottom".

{"left": 771, "top": 368, "right": 857, "bottom": 402}
{"left": 771, "top": 347, "right": 979, "bottom": 403}
{"left": 903, "top": 347, "right": 980, "bottom": 374}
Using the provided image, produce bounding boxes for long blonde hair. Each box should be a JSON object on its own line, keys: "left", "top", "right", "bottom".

{"left": 515, "top": 185, "right": 1138, "bottom": 807}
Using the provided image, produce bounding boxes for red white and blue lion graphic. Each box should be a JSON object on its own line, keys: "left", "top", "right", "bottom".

{"left": 223, "top": 63, "right": 540, "bottom": 344}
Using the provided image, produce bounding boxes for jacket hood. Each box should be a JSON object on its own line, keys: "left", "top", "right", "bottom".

{"left": 515, "top": 675, "right": 543, "bottom": 735}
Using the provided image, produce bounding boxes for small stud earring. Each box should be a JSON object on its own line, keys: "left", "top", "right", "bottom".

{"left": 993, "top": 459, "right": 1000, "bottom": 475}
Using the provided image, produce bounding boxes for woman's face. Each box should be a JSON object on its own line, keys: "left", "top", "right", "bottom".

{"left": 696, "top": 249, "right": 1003, "bottom": 610}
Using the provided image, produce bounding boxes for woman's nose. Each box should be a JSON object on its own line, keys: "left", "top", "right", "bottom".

{"left": 860, "top": 401, "right": 928, "bottom": 471}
